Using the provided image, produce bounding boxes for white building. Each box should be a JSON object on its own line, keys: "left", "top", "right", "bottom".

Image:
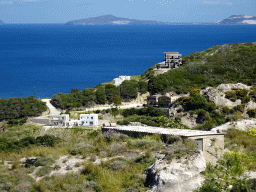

{"left": 49, "top": 114, "right": 98, "bottom": 127}
{"left": 79, "top": 114, "right": 98, "bottom": 126}
{"left": 113, "top": 75, "right": 131, "bottom": 86}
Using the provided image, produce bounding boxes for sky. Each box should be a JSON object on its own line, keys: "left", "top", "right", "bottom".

{"left": 0, "top": 0, "right": 255, "bottom": 23}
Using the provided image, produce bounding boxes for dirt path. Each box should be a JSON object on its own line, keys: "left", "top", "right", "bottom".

{"left": 41, "top": 99, "right": 62, "bottom": 115}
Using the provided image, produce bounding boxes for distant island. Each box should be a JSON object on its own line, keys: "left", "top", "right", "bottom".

{"left": 216, "top": 15, "right": 256, "bottom": 25}
{"left": 0, "top": 20, "right": 5, "bottom": 25}
{"left": 67, "top": 14, "right": 256, "bottom": 25}
{"left": 66, "top": 15, "right": 170, "bottom": 25}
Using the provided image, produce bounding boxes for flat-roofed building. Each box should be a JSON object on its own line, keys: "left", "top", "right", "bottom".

{"left": 50, "top": 114, "right": 69, "bottom": 126}
{"left": 161, "top": 52, "right": 182, "bottom": 68}
{"left": 80, "top": 114, "right": 98, "bottom": 126}
{"left": 102, "top": 125, "right": 224, "bottom": 164}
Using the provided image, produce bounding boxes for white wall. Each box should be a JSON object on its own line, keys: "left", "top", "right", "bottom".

{"left": 80, "top": 114, "right": 98, "bottom": 126}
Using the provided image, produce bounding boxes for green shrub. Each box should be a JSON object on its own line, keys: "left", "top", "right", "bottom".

{"left": 36, "top": 135, "right": 60, "bottom": 147}
{"left": 205, "top": 101, "right": 216, "bottom": 112}
{"left": 247, "top": 109, "right": 256, "bottom": 118}
{"left": 158, "top": 96, "right": 171, "bottom": 107}
{"left": 161, "top": 135, "right": 182, "bottom": 144}
{"left": 36, "top": 166, "right": 53, "bottom": 177}
{"left": 233, "top": 105, "right": 244, "bottom": 113}
{"left": 8, "top": 118, "right": 27, "bottom": 125}
{"left": 35, "top": 156, "right": 55, "bottom": 167}
{"left": 181, "top": 93, "right": 207, "bottom": 111}
{"left": 70, "top": 148, "right": 81, "bottom": 156}
{"left": 222, "top": 106, "right": 230, "bottom": 114}
{"left": 87, "top": 130, "right": 100, "bottom": 139}
{"left": 249, "top": 91, "right": 256, "bottom": 101}
{"left": 0, "top": 96, "right": 47, "bottom": 121}
{"left": 189, "top": 88, "right": 201, "bottom": 96}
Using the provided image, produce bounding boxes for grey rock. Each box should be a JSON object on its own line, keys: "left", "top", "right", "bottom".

{"left": 89, "top": 181, "right": 97, "bottom": 187}
{"left": 155, "top": 154, "right": 165, "bottom": 160}
{"left": 146, "top": 151, "right": 206, "bottom": 192}
{"left": 217, "top": 83, "right": 251, "bottom": 92}
{"left": 110, "top": 160, "right": 128, "bottom": 170}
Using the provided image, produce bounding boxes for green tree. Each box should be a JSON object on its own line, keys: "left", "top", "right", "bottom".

{"left": 120, "top": 80, "right": 138, "bottom": 101}
{"left": 70, "top": 88, "right": 79, "bottom": 93}
{"left": 95, "top": 86, "right": 107, "bottom": 104}
{"left": 138, "top": 81, "right": 148, "bottom": 94}
{"left": 105, "top": 84, "right": 120, "bottom": 104}
{"left": 158, "top": 96, "right": 171, "bottom": 107}
{"left": 113, "top": 95, "right": 121, "bottom": 107}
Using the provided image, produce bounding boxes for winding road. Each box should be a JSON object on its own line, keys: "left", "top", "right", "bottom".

{"left": 41, "top": 99, "right": 61, "bottom": 115}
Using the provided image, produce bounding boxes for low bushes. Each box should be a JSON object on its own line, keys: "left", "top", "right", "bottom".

{"left": 122, "top": 106, "right": 167, "bottom": 118}
{"left": 117, "top": 115, "right": 189, "bottom": 129}
{"left": 225, "top": 89, "right": 249, "bottom": 104}
{"left": 196, "top": 151, "right": 255, "bottom": 192}
{"left": 0, "top": 96, "right": 47, "bottom": 121}
{"left": 0, "top": 134, "right": 60, "bottom": 153}
{"left": 248, "top": 109, "right": 256, "bottom": 118}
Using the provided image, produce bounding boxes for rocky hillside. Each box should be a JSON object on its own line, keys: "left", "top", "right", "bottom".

{"left": 168, "top": 84, "right": 256, "bottom": 130}
{"left": 147, "top": 151, "right": 206, "bottom": 192}
{"left": 66, "top": 15, "right": 170, "bottom": 25}
{"left": 146, "top": 42, "right": 256, "bottom": 95}
{"left": 50, "top": 42, "right": 256, "bottom": 112}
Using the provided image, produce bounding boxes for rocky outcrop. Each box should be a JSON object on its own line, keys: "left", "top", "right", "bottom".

{"left": 181, "top": 113, "right": 205, "bottom": 128}
{"left": 146, "top": 151, "right": 206, "bottom": 192}
{"left": 211, "top": 119, "right": 256, "bottom": 133}
{"left": 168, "top": 83, "right": 254, "bottom": 128}
{"left": 217, "top": 83, "right": 251, "bottom": 92}
{"left": 201, "top": 87, "right": 241, "bottom": 108}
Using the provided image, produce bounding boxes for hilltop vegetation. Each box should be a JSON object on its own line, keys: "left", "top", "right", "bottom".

{"left": 147, "top": 42, "right": 256, "bottom": 94}
{"left": 50, "top": 80, "right": 147, "bottom": 110}
{"left": 50, "top": 42, "right": 256, "bottom": 110}
{"left": 0, "top": 96, "right": 47, "bottom": 121}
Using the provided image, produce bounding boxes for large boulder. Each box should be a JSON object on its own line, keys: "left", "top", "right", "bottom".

{"left": 201, "top": 87, "right": 241, "bottom": 108}
{"left": 217, "top": 83, "right": 251, "bottom": 92}
{"left": 211, "top": 119, "right": 256, "bottom": 133}
{"left": 146, "top": 151, "right": 206, "bottom": 192}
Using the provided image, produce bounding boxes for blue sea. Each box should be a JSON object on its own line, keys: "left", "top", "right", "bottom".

{"left": 0, "top": 24, "right": 256, "bottom": 99}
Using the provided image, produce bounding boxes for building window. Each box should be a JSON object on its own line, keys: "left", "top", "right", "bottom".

{"left": 90, "top": 121, "right": 93, "bottom": 125}
{"left": 91, "top": 117, "right": 93, "bottom": 119}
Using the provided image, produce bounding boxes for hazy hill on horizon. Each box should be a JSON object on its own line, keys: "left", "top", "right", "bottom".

{"left": 217, "top": 15, "right": 256, "bottom": 25}
{"left": 66, "top": 14, "right": 256, "bottom": 25}
{"left": 66, "top": 15, "right": 170, "bottom": 25}
{"left": 0, "top": 20, "right": 5, "bottom": 25}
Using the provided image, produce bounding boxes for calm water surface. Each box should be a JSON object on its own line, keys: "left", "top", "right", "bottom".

{"left": 0, "top": 24, "right": 255, "bottom": 99}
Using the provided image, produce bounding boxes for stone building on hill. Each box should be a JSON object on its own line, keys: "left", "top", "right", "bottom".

{"left": 153, "top": 52, "right": 182, "bottom": 76}
{"left": 161, "top": 52, "right": 182, "bottom": 69}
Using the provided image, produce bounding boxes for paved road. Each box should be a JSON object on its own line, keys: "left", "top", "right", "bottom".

{"left": 41, "top": 99, "right": 61, "bottom": 115}
{"left": 76, "top": 104, "right": 144, "bottom": 112}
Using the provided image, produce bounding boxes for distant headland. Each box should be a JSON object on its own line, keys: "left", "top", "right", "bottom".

{"left": 66, "top": 14, "right": 256, "bottom": 25}
{"left": 66, "top": 15, "right": 171, "bottom": 25}
{"left": 0, "top": 20, "right": 5, "bottom": 25}
{"left": 216, "top": 15, "right": 256, "bottom": 25}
